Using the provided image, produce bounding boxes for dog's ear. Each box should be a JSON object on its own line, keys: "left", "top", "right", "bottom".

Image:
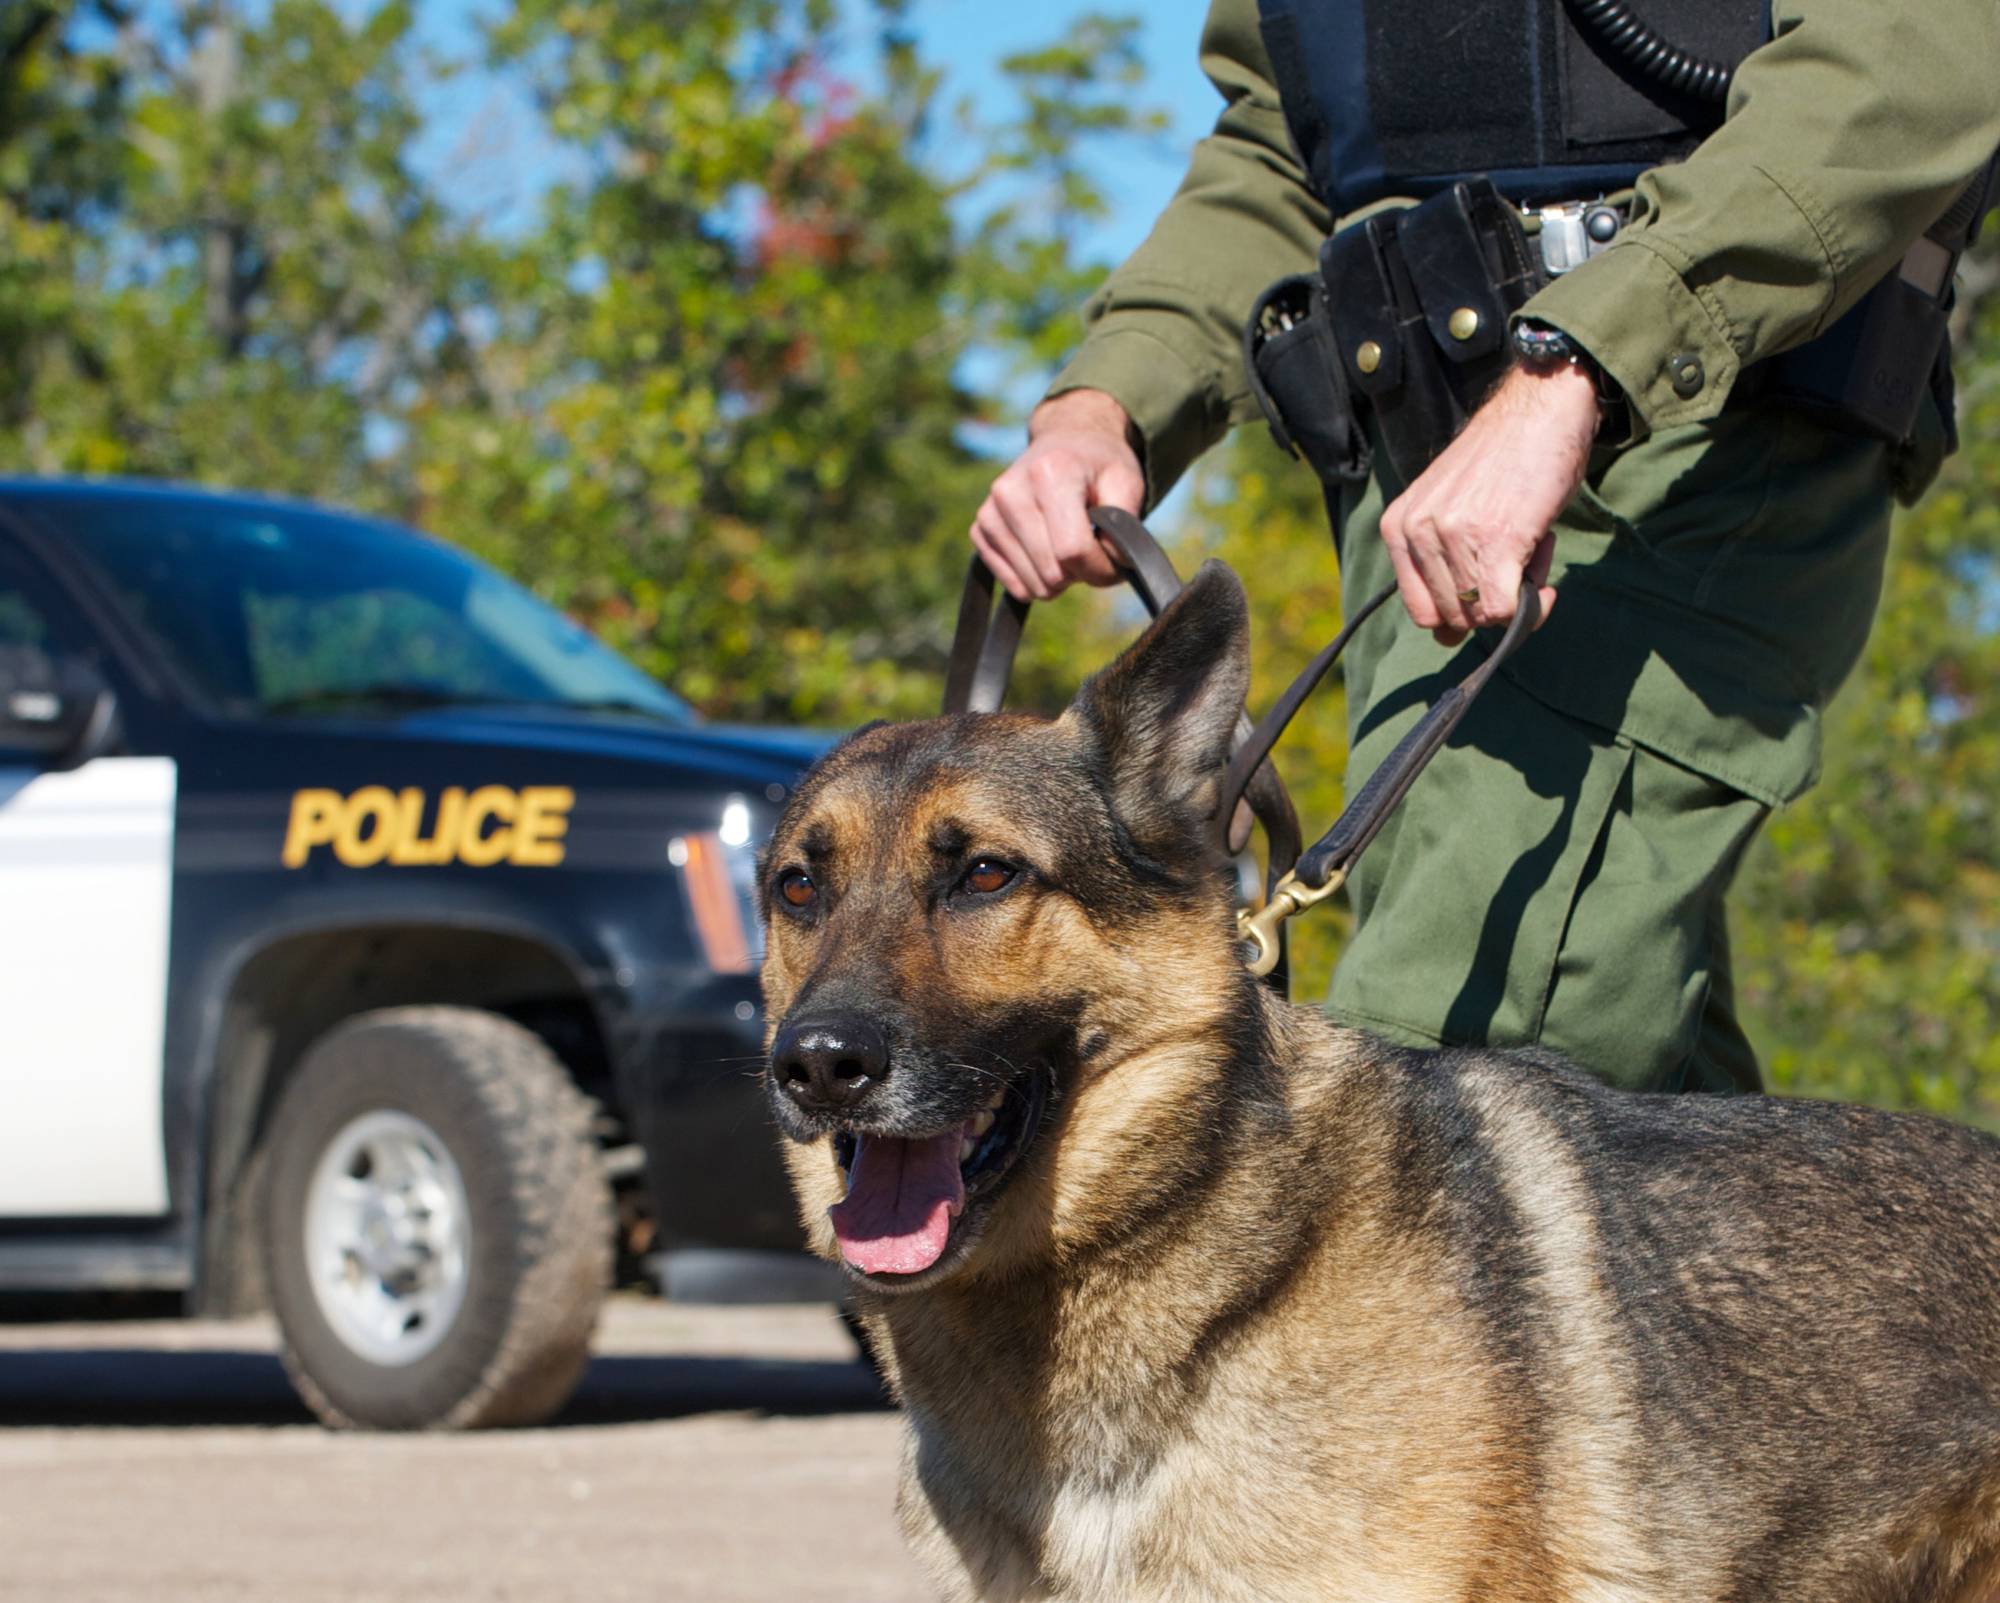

{"left": 1064, "top": 559, "right": 1250, "bottom": 832}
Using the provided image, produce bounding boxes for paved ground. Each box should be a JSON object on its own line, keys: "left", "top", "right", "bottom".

{"left": 0, "top": 1299, "right": 932, "bottom": 1602}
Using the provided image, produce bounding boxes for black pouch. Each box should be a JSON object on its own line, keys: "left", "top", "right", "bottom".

{"left": 1245, "top": 272, "right": 1371, "bottom": 485}
{"left": 1765, "top": 276, "right": 1948, "bottom": 445}
{"left": 1321, "top": 180, "right": 1547, "bottom": 485}
{"left": 1400, "top": 178, "right": 1545, "bottom": 396}
{"left": 1767, "top": 150, "right": 1998, "bottom": 448}
{"left": 1322, "top": 212, "right": 1457, "bottom": 487}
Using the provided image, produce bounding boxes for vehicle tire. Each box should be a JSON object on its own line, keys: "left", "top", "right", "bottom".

{"left": 262, "top": 1005, "right": 613, "bottom": 1430}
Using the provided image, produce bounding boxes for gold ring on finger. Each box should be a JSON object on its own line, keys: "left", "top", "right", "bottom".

{"left": 1457, "top": 586, "right": 1481, "bottom": 604}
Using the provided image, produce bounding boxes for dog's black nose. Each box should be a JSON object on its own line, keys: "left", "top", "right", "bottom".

{"left": 771, "top": 1014, "right": 889, "bottom": 1112}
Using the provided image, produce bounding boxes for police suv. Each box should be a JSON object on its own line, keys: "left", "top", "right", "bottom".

{"left": 0, "top": 480, "right": 829, "bottom": 1428}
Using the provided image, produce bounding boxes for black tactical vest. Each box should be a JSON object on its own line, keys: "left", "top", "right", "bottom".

{"left": 1256, "top": 0, "right": 1771, "bottom": 214}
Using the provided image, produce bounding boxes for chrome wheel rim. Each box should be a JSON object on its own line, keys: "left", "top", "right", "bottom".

{"left": 303, "top": 1110, "right": 470, "bottom": 1367}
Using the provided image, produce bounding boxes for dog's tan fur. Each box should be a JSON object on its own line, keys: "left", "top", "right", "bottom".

{"left": 759, "top": 564, "right": 2000, "bottom": 1602}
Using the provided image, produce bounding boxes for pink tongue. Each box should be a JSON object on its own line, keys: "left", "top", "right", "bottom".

{"left": 829, "top": 1129, "right": 967, "bottom": 1275}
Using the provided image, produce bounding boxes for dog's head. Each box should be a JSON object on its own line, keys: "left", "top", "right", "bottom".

{"left": 758, "top": 561, "right": 1260, "bottom": 1292}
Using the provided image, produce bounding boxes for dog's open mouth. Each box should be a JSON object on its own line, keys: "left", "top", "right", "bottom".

{"left": 827, "top": 1071, "right": 1050, "bottom": 1278}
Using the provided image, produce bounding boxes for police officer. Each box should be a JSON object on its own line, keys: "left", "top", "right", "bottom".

{"left": 970, "top": 0, "right": 2000, "bottom": 1093}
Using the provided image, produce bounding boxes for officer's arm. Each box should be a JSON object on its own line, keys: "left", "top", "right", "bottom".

{"left": 1386, "top": 0, "right": 2000, "bottom": 641}
{"left": 971, "top": 0, "right": 1326, "bottom": 602}
{"left": 1527, "top": 0, "right": 2000, "bottom": 438}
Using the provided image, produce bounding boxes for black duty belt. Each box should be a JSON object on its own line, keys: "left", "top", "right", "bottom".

{"left": 1249, "top": 154, "right": 2000, "bottom": 494}
{"left": 942, "top": 508, "right": 1541, "bottom": 990}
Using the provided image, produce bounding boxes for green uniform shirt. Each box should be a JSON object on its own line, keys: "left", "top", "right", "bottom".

{"left": 1048, "top": 0, "right": 2000, "bottom": 810}
{"left": 1052, "top": 0, "right": 2000, "bottom": 502}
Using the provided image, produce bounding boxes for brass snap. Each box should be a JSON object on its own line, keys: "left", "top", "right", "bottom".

{"left": 1448, "top": 307, "right": 1480, "bottom": 342}
{"left": 1669, "top": 354, "right": 1706, "bottom": 397}
{"left": 1356, "top": 341, "right": 1383, "bottom": 375}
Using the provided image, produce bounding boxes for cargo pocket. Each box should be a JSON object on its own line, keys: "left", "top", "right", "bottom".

{"left": 1537, "top": 742, "right": 1770, "bottom": 1091}
{"left": 1327, "top": 672, "right": 1634, "bottom": 1060}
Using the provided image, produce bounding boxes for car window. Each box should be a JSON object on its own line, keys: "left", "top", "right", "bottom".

{"left": 243, "top": 584, "right": 542, "bottom": 708}
{"left": 0, "top": 539, "right": 68, "bottom": 655}
{"left": 0, "top": 547, "right": 82, "bottom": 736}
{"left": 29, "top": 495, "right": 694, "bottom": 724}
{"left": 0, "top": 537, "right": 76, "bottom": 658}
{"left": 0, "top": 585, "right": 49, "bottom": 650}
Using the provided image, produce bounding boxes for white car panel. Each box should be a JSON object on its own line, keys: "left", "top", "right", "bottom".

{"left": 0, "top": 756, "right": 174, "bottom": 1215}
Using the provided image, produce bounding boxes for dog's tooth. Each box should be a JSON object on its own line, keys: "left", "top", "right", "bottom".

{"left": 971, "top": 1109, "right": 996, "bottom": 1138}
{"left": 984, "top": 1087, "right": 1005, "bottom": 1111}
{"left": 958, "top": 1137, "right": 976, "bottom": 1164}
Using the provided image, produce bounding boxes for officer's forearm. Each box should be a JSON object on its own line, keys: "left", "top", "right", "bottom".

{"left": 1378, "top": 363, "right": 1597, "bottom": 642}
{"left": 1029, "top": 390, "right": 1135, "bottom": 449}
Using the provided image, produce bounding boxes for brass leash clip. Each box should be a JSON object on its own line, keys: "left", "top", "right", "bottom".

{"left": 1237, "top": 866, "right": 1348, "bottom": 979}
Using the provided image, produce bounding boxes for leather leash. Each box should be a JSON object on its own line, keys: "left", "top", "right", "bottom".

{"left": 941, "top": 508, "right": 1541, "bottom": 987}
{"left": 1233, "top": 579, "right": 1541, "bottom": 976}
{"left": 944, "top": 506, "right": 1303, "bottom": 876}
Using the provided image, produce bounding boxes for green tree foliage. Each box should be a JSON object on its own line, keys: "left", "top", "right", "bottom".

{"left": 409, "top": 0, "right": 991, "bottom": 717}
{"left": 0, "top": 0, "right": 124, "bottom": 431}
{"left": 1734, "top": 270, "right": 2000, "bottom": 1117}
{"left": 1, "top": 0, "right": 483, "bottom": 504}
{"left": 0, "top": 0, "right": 1152, "bottom": 719}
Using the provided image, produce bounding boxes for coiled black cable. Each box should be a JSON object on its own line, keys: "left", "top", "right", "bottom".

{"left": 1564, "top": 0, "right": 1735, "bottom": 103}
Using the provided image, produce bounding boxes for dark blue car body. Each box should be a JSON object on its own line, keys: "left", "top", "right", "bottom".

{"left": 0, "top": 479, "right": 827, "bottom": 1307}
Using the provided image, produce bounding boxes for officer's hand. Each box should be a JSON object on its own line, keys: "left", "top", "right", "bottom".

{"left": 1378, "top": 362, "right": 1598, "bottom": 645}
{"left": 971, "top": 389, "right": 1145, "bottom": 602}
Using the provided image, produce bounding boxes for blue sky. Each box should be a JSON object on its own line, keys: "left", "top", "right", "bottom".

{"left": 404, "top": 0, "right": 1220, "bottom": 266}
{"left": 854, "top": 0, "right": 1217, "bottom": 263}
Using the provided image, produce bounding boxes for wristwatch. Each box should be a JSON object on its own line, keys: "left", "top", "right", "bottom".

{"left": 1512, "top": 320, "right": 1633, "bottom": 447}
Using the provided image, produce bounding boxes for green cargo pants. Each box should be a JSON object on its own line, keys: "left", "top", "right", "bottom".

{"left": 1325, "top": 406, "right": 1895, "bottom": 1093}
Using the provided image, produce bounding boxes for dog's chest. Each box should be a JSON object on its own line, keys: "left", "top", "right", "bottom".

{"left": 1037, "top": 1461, "right": 1165, "bottom": 1597}
{"left": 907, "top": 1409, "right": 1200, "bottom": 1601}
{"left": 906, "top": 1398, "right": 1401, "bottom": 1603}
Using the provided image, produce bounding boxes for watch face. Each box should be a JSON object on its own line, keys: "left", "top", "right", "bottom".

{"left": 1513, "top": 326, "right": 1576, "bottom": 366}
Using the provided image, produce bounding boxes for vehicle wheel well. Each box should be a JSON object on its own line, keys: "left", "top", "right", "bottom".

{"left": 193, "top": 926, "right": 611, "bottom": 1318}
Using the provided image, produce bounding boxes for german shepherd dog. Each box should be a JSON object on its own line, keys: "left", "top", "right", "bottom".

{"left": 758, "top": 562, "right": 2000, "bottom": 1603}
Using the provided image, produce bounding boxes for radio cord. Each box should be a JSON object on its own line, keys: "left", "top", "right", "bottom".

{"left": 1564, "top": 0, "right": 1734, "bottom": 103}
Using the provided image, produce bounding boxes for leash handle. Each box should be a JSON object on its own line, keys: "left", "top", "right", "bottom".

{"left": 941, "top": 556, "right": 1029, "bottom": 717}
{"left": 942, "top": 507, "right": 1184, "bottom": 716}
{"left": 1237, "top": 580, "right": 1542, "bottom": 976}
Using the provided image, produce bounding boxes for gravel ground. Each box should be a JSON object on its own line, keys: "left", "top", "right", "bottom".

{"left": 0, "top": 1299, "right": 931, "bottom": 1603}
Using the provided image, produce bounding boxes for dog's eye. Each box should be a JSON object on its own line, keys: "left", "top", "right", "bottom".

{"left": 961, "top": 858, "right": 1015, "bottom": 896}
{"left": 778, "top": 870, "right": 816, "bottom": 908}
